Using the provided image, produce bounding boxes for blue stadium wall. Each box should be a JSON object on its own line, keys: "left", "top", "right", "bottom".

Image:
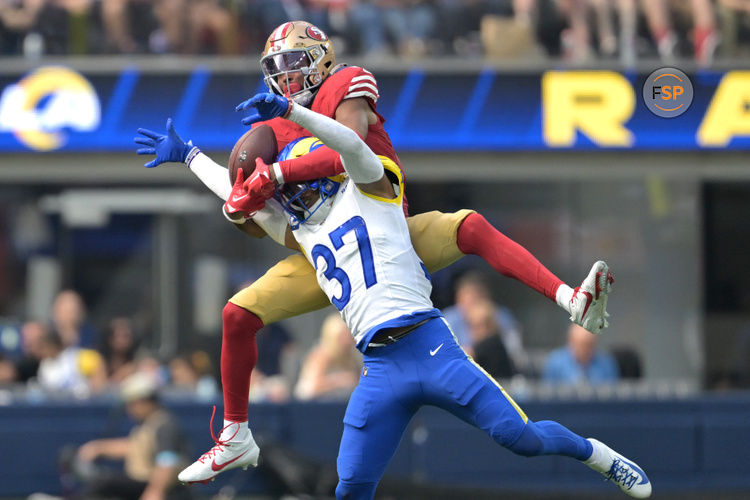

{"left": 2, "top": 396, "right": 750, "bottom": 497}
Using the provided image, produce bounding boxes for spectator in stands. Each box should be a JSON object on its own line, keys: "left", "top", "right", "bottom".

{"left": 74, "top": 372, "right": 192, "bottom": 500}
{"left": 100, "top": 0, "right": 155, "bottom": 53}
{"left": 641, "top": 0, "right": 717, "bottom": 65}
{"left": 13, "top": 320, "right": 48, "bottom": 383}
{"left": 464, "top": 299, "right": 516, "bottom": 379}
{"left": 0, "top": 352, "right": 15, "bottom": 385}
{"left": 435, "top": 0, "right": 513, "bottom": 57}
{"left": 237, "top": 0, "right": 298, "bottom": 52}
{"left": 183, "top": 0, "right": 238, "bottom": 54}
{"left": 249, "top": 323, "right": 298, "bottom": 403}
{"left": 380, "top": 0, "right": 437, "bottom": 57}
{"left": 589, "top": 0, "right": 637, "bottom": 63}
{"left": 0, "top": 0, "right": 45, "bottom": 56}
{"left": 553, "top": 0, "right": 638, "bottom": 63}
{"left": 36, "top": 329, "right": 107, "bottom": 397}
{"left": 100, "top": 317, "right": 139, "bottom": 387}
{"left": 348, "top": 0, "right": 438, "bottom": 58}
{"left": 556, "top": 0, "right": 592, "bottom": 61}
{"left": 189, "top": 349, "right": 219, "bottom": 397}
{"left": 133, "top": 351, "right": 169, "bottom": 388}
{"left": 0, "top": 0, "right": 97, "bottom": 56}
{"left": 443, "top": 271, "right": 528, "bottom": 372}
{"left": 610, "top": 345, "right": 643, "bottom": 380}
{"left": 718, "top": 0, "right": 750, "bottom": 58}
{"left": 543, "top": 323, "right": 619, "bottom": 386}
{"left": 168, "top": 351, "right": 218, "bottom": 399}
{"left": 52, "top": 289, "right": 97, "bottom": 348}
{"left": 35, "top": 0, "right": 95, "bottom": 54}
{"left": 102, "top": 0, "right": 238, "bottom": 54}
{"left": 294, "top": 313, "right": 361, "bottom": 401}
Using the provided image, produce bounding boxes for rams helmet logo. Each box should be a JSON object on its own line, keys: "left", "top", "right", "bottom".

{"left": 0, "top": 66, "right": 100, "bottom": 151}
{"left": 280, "top": 136, "right": 325, "bottom": 160}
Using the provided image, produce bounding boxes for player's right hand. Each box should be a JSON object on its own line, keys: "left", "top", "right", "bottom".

{"left": 236, "top": 92, "right": 292, "bottom": 126}
{"left": 223, "top": 169, "right": 268, "bottom": 221}
{"left": 135, "top": 118, "right": 194, "bottom": 168}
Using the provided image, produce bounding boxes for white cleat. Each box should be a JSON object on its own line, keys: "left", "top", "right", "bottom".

{"left": 178, "top": 418, "right": 260, "bottom": 485}
{"left": 569, "top": 260, "right": 614, "bottom": 334}
{"left": 585, "top": 438, "right": 652, "bottom": 498}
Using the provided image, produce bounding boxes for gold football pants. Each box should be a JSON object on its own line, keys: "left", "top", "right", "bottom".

{"left": 229, "top": 209, "right": 475, "bottom": 325}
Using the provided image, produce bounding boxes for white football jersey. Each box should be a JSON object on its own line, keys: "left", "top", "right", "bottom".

{"left": 292, "top": 159, "right": 438, "bottom": 351}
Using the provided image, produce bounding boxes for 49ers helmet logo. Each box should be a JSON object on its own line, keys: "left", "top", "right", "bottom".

{"left": 306, "top": 26, "right": 327, "bottom": 41}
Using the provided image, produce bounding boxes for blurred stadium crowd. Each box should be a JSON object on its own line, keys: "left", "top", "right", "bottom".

{"left": 1, "top": 0, "right": 750, "bottom": 63}
{"left": 0, "top": 275, "right": 656, "bottom": 406}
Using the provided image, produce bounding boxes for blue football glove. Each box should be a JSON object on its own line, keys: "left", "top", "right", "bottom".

{"left": 135, "top": 118, "right": 194, "bottom": 168}
{"left": 236, "top": 92, "right": 291, "bottom": 126}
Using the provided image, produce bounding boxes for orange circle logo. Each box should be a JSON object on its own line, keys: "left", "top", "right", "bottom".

{"left": 642, "top": 67, "right": 693, "bottom": 118}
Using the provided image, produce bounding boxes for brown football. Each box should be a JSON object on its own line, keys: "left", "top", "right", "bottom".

{"left": 228, "top": 124, "right": 278, "bottom": 183}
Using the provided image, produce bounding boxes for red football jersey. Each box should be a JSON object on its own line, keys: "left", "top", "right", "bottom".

{"left": 253, "top": 65, "right": 408, "bottom": 214}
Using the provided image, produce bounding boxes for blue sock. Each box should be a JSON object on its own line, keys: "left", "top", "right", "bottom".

{"left": 508, "top": 420, "right": 593, "bottom": 460}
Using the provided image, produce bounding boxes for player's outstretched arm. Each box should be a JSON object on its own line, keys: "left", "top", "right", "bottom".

{"left": 135, "top": 118, "right": 232, "bottom": 200}
{"left": 134, "top": 119, "right": 294, "bottom": 245}
{"left": 269, "top": 98, "right": 370, "bottom": 184}
{"left": 237, "top": 93, "right": 394, "bottom": 198}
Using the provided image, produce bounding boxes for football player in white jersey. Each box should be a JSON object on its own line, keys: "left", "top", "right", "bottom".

{"left": 134, "top": 21, "right": 616, "bottom": 486}
{"left": 207, "top": 92, "right": 651, "bottom": 499}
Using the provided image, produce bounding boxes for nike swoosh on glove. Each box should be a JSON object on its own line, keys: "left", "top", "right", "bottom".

{"left": 223, "top": 168, "right": 272, "bottom": 221}
{"left": 245, "top": 158, "right": 275, "bottom": 201}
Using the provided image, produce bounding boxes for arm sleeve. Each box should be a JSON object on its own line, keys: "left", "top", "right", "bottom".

{"left": 187, "top": 151, "right": 232, "bottom": 201}
{"left": 189, "top": 151, "right": 288, "bottom": 243}
{"left": 286, "top": 103, "right": 383, "bottom": 184}
{"left": 277, "top": 145, "right": 345, "bottom": 183}
{"left": 251, "top": 198, "right": 289, "bottom": 246}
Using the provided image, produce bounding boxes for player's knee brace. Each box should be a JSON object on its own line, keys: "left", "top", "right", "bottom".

{"left": 507, "top": 420, "right": 545, "bottom": 457}
{"left": 335, "top": 480, "right": 378, "bottom": 500}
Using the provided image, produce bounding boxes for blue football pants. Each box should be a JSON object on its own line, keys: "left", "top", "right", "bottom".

{"left": 335, "top": 317, "right": 592, "bottom": 499}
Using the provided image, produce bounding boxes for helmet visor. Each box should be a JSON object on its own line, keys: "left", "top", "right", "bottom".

{"left": 261, "top": 50, "right": 312, "bottom": 76}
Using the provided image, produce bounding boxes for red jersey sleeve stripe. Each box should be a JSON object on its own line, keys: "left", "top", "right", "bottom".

{"left": 351, "top": 75, "right": 377, "bottom": 85}
{"left": 347, "top": 82, "right": 379, "bottom": 96}
{"left": 344, "top": 90, "right": 379, "bottom": 102}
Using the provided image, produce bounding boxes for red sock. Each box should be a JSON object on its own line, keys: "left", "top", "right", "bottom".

{"left": 456, "top": 213, "right": 564, "bottom": 302}
{"left": 221, "top": 302, "right": 262, "bottom": 422}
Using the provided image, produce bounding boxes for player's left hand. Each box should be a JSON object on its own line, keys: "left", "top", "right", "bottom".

{"left": 236, "top": 92, "right": 291, "bottom": 126}
{"left": 224, "top": 168, "right": 270, "bottom": 220}
{"left": 135, "top": 118, "right": 194, "bottom": 168}
{"left": 246, "top": 158, "right": 275, "bottom": 200}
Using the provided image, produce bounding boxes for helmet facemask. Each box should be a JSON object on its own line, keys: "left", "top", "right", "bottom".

{"left": 276, "top": 177, "right": 340, "bottom": 228}
{"left": 274, "top": 136, "right": 341, "bottom": 228}
{"left": 261, "top": 21, "right": 335, "bottom": 107}
{"left": 261, "top": 45, "right": 330, "bottom": 107}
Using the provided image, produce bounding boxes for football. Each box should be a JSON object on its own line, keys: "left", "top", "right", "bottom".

{"left": 228, "top": 124, "right": 278, "bottom": 183}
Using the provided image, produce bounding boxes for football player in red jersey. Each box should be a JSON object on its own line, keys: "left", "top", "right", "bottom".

{"left": 136, "top": 21, "right": 613, "bottom": 485}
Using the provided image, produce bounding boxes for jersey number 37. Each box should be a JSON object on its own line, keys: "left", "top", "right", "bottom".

{"left": 311, "top": 216, "right": 377, "bottom": 310}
